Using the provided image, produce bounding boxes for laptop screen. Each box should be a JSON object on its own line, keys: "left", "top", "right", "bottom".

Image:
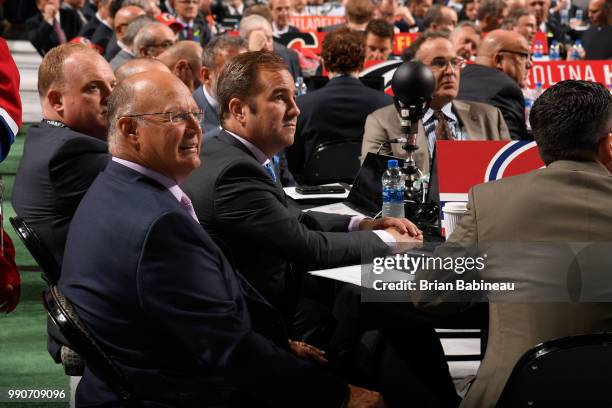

{"left": 346, "top": 153, "right": 406, "bottom": 217}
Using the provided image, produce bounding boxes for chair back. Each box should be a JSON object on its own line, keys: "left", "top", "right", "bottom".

{"left": 496, "top": 332, "right": 612, "bottom": 407}
{"left": 9, "top": 216, "right": 60, "bottom": 285}
{"left": 43, "top": 285, "right": 140, "bottom": 407}
{"left": 300, "top": 139, "right": 362, "bottom": 185}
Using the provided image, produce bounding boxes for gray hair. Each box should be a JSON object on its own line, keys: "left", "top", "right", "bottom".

{"left": 133, "top": 21, "right": 167, "bottom": 56}
{"left": 202, "top": 36, "right": 248, "bottom": 69}
{"left": 239, "top": 15, "right": 272, "bottom": 39}
{"left": 106, "top": 81, "right": 135, "bottom": 153}
{"left": 124, "top": 15, "right": 155, "bottom": 47}
{"left": 453, "top": 20, "right": 481, "bottom": 35}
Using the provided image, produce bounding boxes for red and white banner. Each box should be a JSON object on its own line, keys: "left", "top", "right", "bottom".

{"left": 527, "top": 60, "right": 612, "bottom": 89}
{"left": 289, "top": 16, "right": 344, "bottom": 31}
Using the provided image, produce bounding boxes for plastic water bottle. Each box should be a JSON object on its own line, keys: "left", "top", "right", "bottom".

{"left": 524, "top": 98, "right": 533, "bottom": 131}
{"left": 534, "top": 40, "right": 544, "bottom": 59}
{"left": 571, "top": 40, "right": 583, "bottom": 60}
{"left": 382, "top": 160, "right": 406, "bottom": 218}
{"left": 533, "top": 82, "right": 544, "bottom": 100}
{"left": 549, "top": 40, "right": 560, "bottom": 61}
{"left": 575, "top": 8, "right": 583, "bottom": 22}
{"left": 296, "top": 76, "right": 308, "bottom": 96}
{"left": 560, "top": 9, "right": 569, "bottom": 25}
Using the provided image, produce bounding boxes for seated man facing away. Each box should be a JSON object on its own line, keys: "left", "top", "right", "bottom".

{"left": 59, "top": 70, "right": 385, "bottom": 408}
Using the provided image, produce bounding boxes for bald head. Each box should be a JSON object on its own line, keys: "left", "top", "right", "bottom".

{"left": 476, "top": 29, "right": 532, "bottom": 87}
{"left": 114, "top": 57, "right": 171, "bottom": 82}
{"left": 114, "top": 6, "right": 146, "bottom": 42}
{"left": 107, "top": 70, "right": 201, "bottom": 181}
{"left": 157, "top": 41, "right": 203, "bottom": 92}
{"left": 477, "top": 29, "right": 527, "bottom": 59}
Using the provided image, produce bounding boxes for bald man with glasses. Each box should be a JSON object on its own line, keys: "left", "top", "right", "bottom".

{"left": 361, "top": 31, "right": 510, "bottom": 173}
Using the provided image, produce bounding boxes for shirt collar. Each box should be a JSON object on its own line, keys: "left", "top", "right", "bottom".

{"left": 423, "top": 102, "right": 456, "bottom": 124}
{"left": 177, "top": 17, "right": 193, "bottom": 28}
{"left": 202, "top": 85, "right": 219, "bottom": 112}
{"left": 111, "top": 157, "right": 187, "bottom": 202}
{"left": 223, "top": 129, "right": 271, "bottom": 165}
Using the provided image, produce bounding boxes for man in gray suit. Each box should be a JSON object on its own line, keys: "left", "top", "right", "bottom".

{"left": 415, "top": 80, "right": 612, "bottom": 407}
{"left": 192, "top": 35, "right": 247, "bottom": 135}
{"left": 361, "top": 31, "right": 509, "bottom": 174}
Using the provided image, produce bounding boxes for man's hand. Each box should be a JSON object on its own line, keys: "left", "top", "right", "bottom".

{"left": 43, "top": 4, "right": 58, "bottom": 24}
{"left": 395, "top": 6, "right": 416, "bottom": 26}
{"left": 247, "top": 29, "right": 269, "bottom": 52}
{"left": 359, "top": 217, "right": 421, "bottom": 237}
{"left": 346, "top": 385, "right": 387, "bottom": 408}
{"left": 288, "top": 340, "right": 328, "bottom": 365}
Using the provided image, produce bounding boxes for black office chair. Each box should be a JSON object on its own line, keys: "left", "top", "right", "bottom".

{"left": 9, "top": 216, "right": 60, "bottom": 285}
{"left": 300, "top": 139, "right": 363, "bottom": 185}
{"left": 496, "top": 332, "right": 612, "bottom": 407}
{"left": 43, "top": 285, "right": 140, "bottom": 407}
{"left": 9, "top": 216, "right": 84, "bottom": 375}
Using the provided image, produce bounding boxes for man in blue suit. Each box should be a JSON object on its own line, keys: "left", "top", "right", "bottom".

{"left": 59, "top": 70, "right": 384, "bottom": 407}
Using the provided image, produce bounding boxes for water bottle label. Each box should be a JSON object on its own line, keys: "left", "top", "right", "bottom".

{"left": 383, "top": 187, "right": 405, "bottom": 203}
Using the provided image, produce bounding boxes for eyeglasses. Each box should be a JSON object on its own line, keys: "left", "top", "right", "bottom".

{"left": 428, "top": 56, "right": 466, "bottom": 70}
{"left": 498, "top": 49, "right": 533, "bottom": 61}
{"left": 146, "top": 40, "right": 175, "bottom": 50}
{"left": 177, "top": 0, "right": 198, "bottom": 4}
{"left": 122, "top": 110, "right": 204, "bottom": 124}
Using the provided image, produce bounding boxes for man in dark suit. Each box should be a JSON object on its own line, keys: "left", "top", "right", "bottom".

{"left": 182, "top": 51, "right": 421, "bottom": 332}
{"left": 193, "top": 35, "right": 247, "bottom": 134}
{"left": 458, "top": 29, "right": 531, "bottom": 140}
{"left": 580, "top": 0, "right": 612, "bottom": 59}
{"left": 527, "top": 0, "right": 566, "bottom": 44}
{"left": 270, "top": 0, "right": 300, "bottom": 41}
{"left": 59, "top": 69, "right": 384, "bottom": 407}
{"left": 12, "top": 43, "right": 114, "bottom": 364}
{"left": 287, "top": 28, "right": 393, "bottom": 178}
{"left": 78, "top": 0, "right": 110, "bottom": 38}
{"left": 27, "top": 0, "right": 83, "bottom": 56}
{"left": 172, "top": 0, "right": 212, "bottom": 46}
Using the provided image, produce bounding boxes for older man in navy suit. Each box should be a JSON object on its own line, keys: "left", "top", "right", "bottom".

{"left": 59, "top": 70, "right": 385, "bottom": 407}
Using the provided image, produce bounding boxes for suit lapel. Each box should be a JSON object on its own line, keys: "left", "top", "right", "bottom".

{"left": 453, "top": 100, "right": 486, "bottom": 140}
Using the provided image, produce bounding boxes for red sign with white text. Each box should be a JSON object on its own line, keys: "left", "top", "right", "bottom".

{"left": 289, "top": 16, "right": 344, "bottom": 31}
{"left": 527, "top": 60, "right": 612, "bottom": 88}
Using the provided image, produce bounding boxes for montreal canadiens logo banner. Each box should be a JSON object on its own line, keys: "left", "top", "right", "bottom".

{"left": 436, "top": 139, "right": 544, "bottom": 203}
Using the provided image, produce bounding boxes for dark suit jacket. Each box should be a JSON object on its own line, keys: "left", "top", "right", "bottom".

{"left": 581, "top": 25, "right": 612, "bottom": 60}
{"left": 182, "top": 131, "right": 389, "bottom": 317}
{"left": 103, "top": 33, "right": 120, "bottom": 61}
{"left": 192, "top": 85, "right": 220, "bottom": 134}
{"left": 458, "top": 64, "right": 529, "bottom": 140}
{"left": 78, "top": 13, "right": 101, "bottom": 38}
{"left": 274, "top": 41, "right": 302, "bottom": 80}
{"left": 26, "top": 8, "right": 83, "bottom": 56}
{"left": 59, "top": 161, "right": 348, "bottom": 407}
{"left": 91, "top": 21, "right": 114, "bottom": 53}
{"left": 12, "top": 122, "right": 110, "bottom": 266}
{"left": 178, "top": 14, "right": 213, "bottom": 46}
{"left": 11, "top": 121, "right": 109, "bottom": 362}
{"left": 287, "top": 76, "right": 393, "bottom": 176}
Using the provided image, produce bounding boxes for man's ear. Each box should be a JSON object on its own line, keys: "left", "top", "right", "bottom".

{"left": 228, "top": 97, "right": 246, "bottom": 125}
{"left": 47, "top": 89, "right": 64, "bottom": 115}
{"left": 597, "top": 132, "right": 612, "bottom": 172}
{"left": 117, "top": 116, "right": 140, "bottom": 148}
{"left": 174, "top": 59, "right": 190, "bottom": 81}
{"left": 200, "top": 66, "right": 212, "bottom": 87}
{"left": 493, "top": 52, "right": 504, "bottom": 69}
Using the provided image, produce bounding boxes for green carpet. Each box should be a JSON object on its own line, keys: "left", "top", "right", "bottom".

{"left": 0, "top": 127, "right": 68, "bottom": 407}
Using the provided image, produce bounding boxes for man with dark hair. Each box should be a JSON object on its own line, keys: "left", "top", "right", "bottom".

{"left": 183, "top": 50, "right": 420, "bottom": 341}
{"left": 364, "top": 18, "right": 395, "bottom": 61}
{"left": 423, "top": 4, "right": 457, "bottom": 32}
{"left": 580, "top": 0, "right": 612, "bottom": 59}
{"left": 105, "top": 5, "right": 146, "bottom": 60}
{"left": 449, "top": 20, "right": 481, "bottom": 61}
{"left": 27, "top": 0, "right": 83, "bottom": 56}
{"left": 476, "top": 0, "right": 507, "bottom": 31}
{"left": 193, "top": 35, "right": 247, "bottom": 134}
{"left": 409, "top": 0, "right": 432, "bottom": 31}
{"left": 288, "top": 28, "right": 393, "bottom": 178}
{"left": 458, "top": 29, "right": 532, "bottom": 140}
{"left": 503, "top": 8, "right": 537, "bottom": 44}
{"left": 415, "top": 80, "right": 612, "bottom": 408}
{"left": 60, "top": 68, "right": 386, "bottom": 407}
{"left": 362, "top": 31, "right": 509, "bottom": 171}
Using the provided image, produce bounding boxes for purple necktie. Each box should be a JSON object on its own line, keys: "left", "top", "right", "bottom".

{"left": 180, "top": 194, "right": 198, "bottom": 222}
{"left": 53, "top": 19, "right": 67, "bottom": 44}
